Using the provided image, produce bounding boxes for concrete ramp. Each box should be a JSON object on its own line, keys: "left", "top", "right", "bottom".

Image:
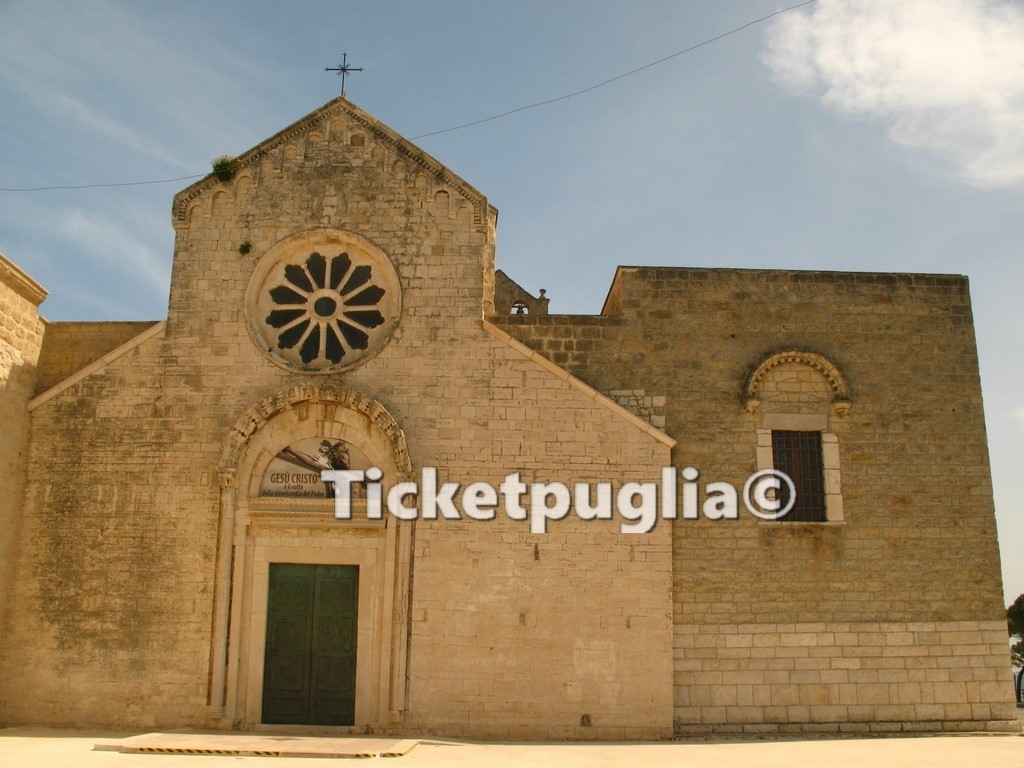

{"left": 98, "top": 731, "right": 419, "bottom": 758}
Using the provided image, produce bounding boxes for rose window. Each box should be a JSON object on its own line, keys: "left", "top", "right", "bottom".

{"left": 246, "top": 233, "right": 402, "bottom": 373}
{"left": 266, "top": 252, "right": 387, "bottom": 365}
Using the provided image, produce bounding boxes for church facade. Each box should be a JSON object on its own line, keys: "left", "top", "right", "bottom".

{"left": 0, "top": 98, "right": 1016, "bottom": 738}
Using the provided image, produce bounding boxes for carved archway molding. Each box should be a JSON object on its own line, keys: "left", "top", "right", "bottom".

{"left": 743, "top": 349, "right": 852, "bottom": 416}
{"left": 219, "top": 383, "right": 412, "bottom": 480}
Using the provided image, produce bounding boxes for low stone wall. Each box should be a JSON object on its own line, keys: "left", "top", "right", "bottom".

{"left": 674, "top": 619, "right": 1018, "bottom": 734}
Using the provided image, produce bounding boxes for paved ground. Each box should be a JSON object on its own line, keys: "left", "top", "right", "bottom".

{"left": 2, "top": 727, "right": 1023, "bottom": 768}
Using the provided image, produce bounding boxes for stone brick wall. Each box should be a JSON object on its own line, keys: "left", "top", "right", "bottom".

{"left": 405, "top": 331, "right": 673, "bottom": 739}
{"left": 607, "top": 390, "right": 666, "bottom": 429}
{"left": 0, "top": 254, "right": 45, "bottom": 648}
{"left": 36, "top": 321, "right": 160, "bottom": 393}
{"left": 674, "top": 620, "right": 1011, "bottom": 735}
{"left": 493, "top": 266, "right": 1016, "bottom": 733}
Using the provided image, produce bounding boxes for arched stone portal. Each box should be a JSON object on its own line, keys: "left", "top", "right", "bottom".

{"left": 210, "top": 384, "right": 413, "bottom": 730}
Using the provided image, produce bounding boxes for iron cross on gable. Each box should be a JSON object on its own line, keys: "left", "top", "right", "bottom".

{"left": 325, "top": 53, "right": 364, "bottom": 96}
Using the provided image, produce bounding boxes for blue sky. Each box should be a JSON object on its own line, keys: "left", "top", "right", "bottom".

{"left": 2, "top": 0, "right": 1023, "bottom": 601}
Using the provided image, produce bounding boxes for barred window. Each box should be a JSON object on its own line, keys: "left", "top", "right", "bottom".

{"left": 771, "top": 430, "right": 826, "bottom": 522}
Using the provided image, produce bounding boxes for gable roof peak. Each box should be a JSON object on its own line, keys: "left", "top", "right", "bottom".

{"left": 172, "top": 97, "right": 489, "bottom": 223}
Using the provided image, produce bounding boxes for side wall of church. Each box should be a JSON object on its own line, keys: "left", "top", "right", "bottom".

{"left": 493, "top": 267, "right": 1016, "bottom": 733}
{"left": 0, "top": 255, "right": 46, "bottom": 651}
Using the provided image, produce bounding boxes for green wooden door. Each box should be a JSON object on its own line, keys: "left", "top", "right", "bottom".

{"left": 262, "top": 563, "right": 359, "bottom": 725}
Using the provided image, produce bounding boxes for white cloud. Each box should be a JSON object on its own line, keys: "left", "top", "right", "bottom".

{"left": 1013, "top": 407, "right": 1024, "bottom": 429}
{"left": 764, "top": 0, "right": 1024, "bottom": 188}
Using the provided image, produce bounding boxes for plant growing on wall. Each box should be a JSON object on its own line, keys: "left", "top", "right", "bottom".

{"left": 211, "top": 155, "right": 239, "bottom": 182}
